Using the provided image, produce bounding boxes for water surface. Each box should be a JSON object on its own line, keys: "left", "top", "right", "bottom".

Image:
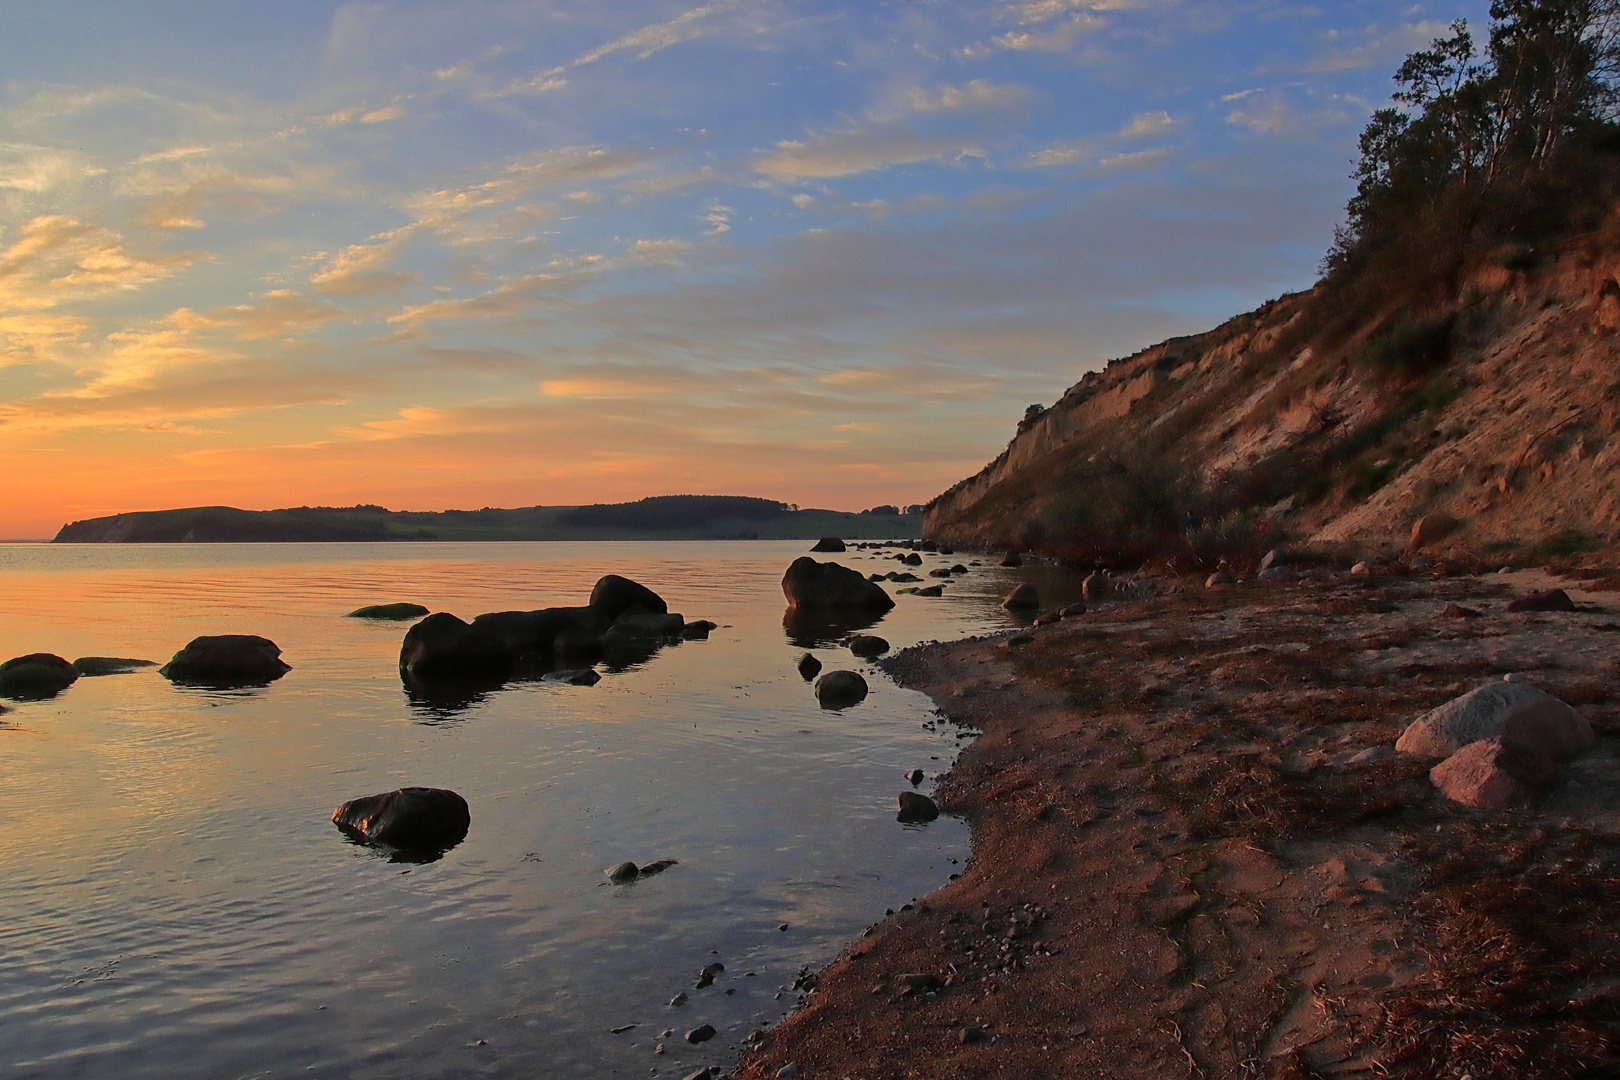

{"left": 0, "top": 541, "right": 1078, "bottom": 1079}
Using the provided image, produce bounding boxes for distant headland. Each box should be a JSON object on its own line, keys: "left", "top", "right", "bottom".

{"left": 51, "top": 495, "right": 923, "bottom": 543}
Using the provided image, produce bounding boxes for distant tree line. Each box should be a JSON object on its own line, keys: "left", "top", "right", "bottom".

{"left": 1328, "top": 0, "right": 1620, "bottom": 279}
{"left": 557, "top": 495, "right": 790, "bottom": 529}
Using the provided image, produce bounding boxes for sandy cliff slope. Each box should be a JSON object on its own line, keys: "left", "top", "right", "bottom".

{"left": 925, "top": 214, "right": 1620, "bottom": 562}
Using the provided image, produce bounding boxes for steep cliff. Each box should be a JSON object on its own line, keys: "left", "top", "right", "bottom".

{"left": 925, "top": 216, "right": 1620, "bottom": 562}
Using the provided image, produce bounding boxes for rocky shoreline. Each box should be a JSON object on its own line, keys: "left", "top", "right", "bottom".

{"left": 734, "top": 563, "right": 1620, "bottom": 1079}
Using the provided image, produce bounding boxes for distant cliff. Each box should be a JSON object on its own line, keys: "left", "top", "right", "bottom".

{"left": 54, "top": 496, "right": 921, "bottom": 543}
{"left": 924, "top": 213, "right": 1620, "bottom": 562}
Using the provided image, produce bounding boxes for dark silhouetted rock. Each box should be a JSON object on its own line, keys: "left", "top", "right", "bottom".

{"left": 1506, "top": 589, "right": 1576, "bottom": 613}
{"left": 1002, "top": 583, "right": 1039, "bottom": 611}
{"left": 400, "top": 613, "right": 513, "bottom": 682}
{"left": 913, "top": 584, "right": 944, "bottom": 597}
{"left": 470, "top": 607, "right": 603, "bottom": 660}
{"left": 901, "top": 552, "right": 923, "bottom": 566}
{"left": 0, "top": 653, "right": 78, "bottom": 698}
{"left": 797, "top": 652, "right": 822, "bottom": 680}
{"left": 1206, "top": 571, "right": 1234, "bottom": 587}
{"left": 906, "top": 768, "right": 924, "bottom": 785}
{"left": 810, "top": 537, "right": 846, "bottom": 552}
{"left": 1000, "top": 551, "right": 1022, "bottom": 567}
{"left": 814, "top": 669, "right": 869, "bottom": 708}
{"left": 887, "top": 572, "right": 922, "bottom": 583}
{"left": 928, "top": 567, "right": 953, "bottom": 578}
{"left": 347, "top": 602, "right": 430, "bottom": 620}
{"left": 782, "top": 557, "right": 895, "bottom": 613}
{"left": 897, "top": 791, "right": 939, "bottom": 823}
{"left": 553, "top": 626, "right": 605, "bottom": 667}
{"left": 332, "top": 786, "right": 470, "bottom": 851}
{"left": 681, "top": 619, "right": 717, "bottom": 640}
{"left": 949, "top": 564, "right": 968, "bottom": 574}
{"left": 612, "top": 611, "right": 686, "bottom": 638}
{"left": 72, "top": 657, "right": 156, "bottom": 677}
{"left": 160, "top": 635, "right": 290, "bottom": 686}
{"left": 606, "top": 861, "right": 640, "bottom": 882}
{"left": 685, "top": 1024, "right": 717, "bottom": 1044}
{"left": 1397, "top": 682, "right": 1592, "bottom": 760}
{"left": 849, "top": 635, "right": 889, "bottom": 658}
{"left": 1429, "top": 737, "right": 1559, "bottom": 809}
{"left": 1059, "top": 601, "right": 1087, "bottom": 617}
{"left": 589, "top": 575, "right": 668, "bottom": 622}
{"left": 1082, "top": 571, "right": 1111, "bottom": 601}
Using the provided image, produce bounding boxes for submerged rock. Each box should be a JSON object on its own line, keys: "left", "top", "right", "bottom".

{"left": 346, "top": 602, "right": 430, "bottom": 620}
{"left": 160, "top": 635, "right": 290, "bottom": 687}
{"left": 814, "top": 670, "right": 869, "bottom": 708}
{"left": 332, "top": 787, "right": 470, "bottom": 851}
{"left": 72, "top": 657, "right": 157, "bottom": 677}
{"left": 543, "top": 668, "right": 601, "bottom": 686}
{"left": 0, "top": 653, "right": 79, "bottom": 698}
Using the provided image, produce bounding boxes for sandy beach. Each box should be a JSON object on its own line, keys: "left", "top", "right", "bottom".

{"left": 735, "top": 564, "right": 1620, "bottom": 1079}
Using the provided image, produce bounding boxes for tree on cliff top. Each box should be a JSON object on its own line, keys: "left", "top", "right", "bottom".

{"left": 1328, "top": 0, "right": 1620, "bottom": 278}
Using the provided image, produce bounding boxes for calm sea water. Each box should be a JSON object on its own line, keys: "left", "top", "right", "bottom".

{"left": 0, "top": 541, "right": 1079, "bottom": 1080}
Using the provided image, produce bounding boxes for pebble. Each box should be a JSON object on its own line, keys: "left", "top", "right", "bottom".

{"left": 906, "top": 768, "right": 925, "bottom": 785}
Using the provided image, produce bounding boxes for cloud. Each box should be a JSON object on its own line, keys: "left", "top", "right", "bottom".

{"left": 193, "top": 290, "right": 348, "bottom": 341}
{"left": 1303, "top": 20, "right": 1452, "bottom": 73}
{"left": 1224, "top": 94, "right": 1347, "bottom": 140}
{"left": 992, "top": 14, "right": 1106, "bottom": 52}
{"left": 0, "top": 216, "right": 193, "bottom": 312}
{"left": 1023, "top": 110, "right": 1176, "bottom": 169}
{"left": 618, "top": 166, "right": 721, "bottom": 199}
{"left": 311, "top": 226, "right": 420, "bottom": 296}
{"left": 409, "top": 146, "right": 657, "bottom": 228}
{"left": 904, "top": 80, "right": 1029, "bottom": 114}
{"left": 753, "top": 127, "right": 985, "bottom": 179}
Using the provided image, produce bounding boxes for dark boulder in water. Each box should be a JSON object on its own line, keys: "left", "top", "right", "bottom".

{"left": 347, "top": 602, "right": 430, "bottom": 620}
{"left": 332, "top": 786, "right": 470, "bottom": 852}
{"left": 400, "top": 613, "right": 513, "bottom": 682}
{"left": 681, "top": 619, "right": 717, "bottom": 640}
{"left": 810, "top": 537, "right": 846, "bottom": 552}
{"left": 0, "top": 653, "right": 79, "bottom": 699}
{"left": 848, "top": 635, "right": 889, "bottom": 658}
{"left": 897, "top": 791, "right": 940, "bottom": 823}
{"left": 552, "top": 626, "right": 605, "bottom": 667}
{"left": 782, "top": 557, "right": 895, "bottom": 613}
{"left": 797, "top": 652, "right": 822, "bottom": 680}
{"left": 589, "top": 574, "right": 668, "bottom": 622}
{"left": 470, "top": 607, "right": 603, "bottom": 660}
{"left": 1000, "top": 551, "right": 1022, "bottom": 567}
{"left": 543, "top": 668, "right": 601, "bottom": 686}
{"left": 160, "top": 636, "right": 290, "bottom": 687}
{"left": 814, "top": 669, "right": 869, "bottom": 708}
{"left": 73, "top": 657, "right": 157, "bottom": 677}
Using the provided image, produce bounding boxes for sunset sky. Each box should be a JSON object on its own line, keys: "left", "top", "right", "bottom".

{"left": 0, "top": 0, "right": 1488, "bottom": 538}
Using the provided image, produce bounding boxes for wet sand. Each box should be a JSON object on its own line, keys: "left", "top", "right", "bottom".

{"left": 734, "top": 566, "right": 1620, "bottom": 1079}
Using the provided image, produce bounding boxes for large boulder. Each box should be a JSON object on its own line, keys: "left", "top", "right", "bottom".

{"left": 810, "top": 537, "right": 846, "bottom": 552}
{"left": 589, "top": 575, "right": 668, "bottom": 622}
{"left": 1002, "top": 583, "right": 1039, "bottom": 611}
{"left": 347, "top": 602, "right": 430, "bottom": 620}
{"left": 332, "top": 787, "right": 470, "bottom": 851}
{"left": 848, "top": 634, "right": 889, "bottom": 658}
{"left": 1429, "top": 737, "right": 1559, "bottom": 809}
{"left": 897, "top": 791, "right": 940, "bottom": 823}
{"left": 1396, "top": 682, "right": 1593, "bottom": 760}
{"left": 160, "top": 635, "right": 290, "bottom": 686}
{"left": 1408, "top": 512, "right": 1458, "bottom": 553}
{"left": 782, "top": 557, "right": 895, "bottom": 613}
{"left": 399, "top": 613, "right": 513, "bottom": 681}
{"left": 552, "top": 626, "right": 605, "bottom": 667}
{"left": 0, "top": 653, "right": 79, "bottom": 698}
{"left": 814, "top": 670, "right": 869, "bottom": 708}
{"left": 470, "top": 607, "right": 603, "bottom": 659}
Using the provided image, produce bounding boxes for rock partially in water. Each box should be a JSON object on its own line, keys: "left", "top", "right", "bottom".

{"left": 797, "top": 653, "right": 822, "bottom": 680}
{"left": 552, "top": 626, "right": 605, "bottom": 667}
{"left": 906, "top": 768, "right": 925, "bottom": 785}
{"left": 589, "top": 574, "right": 668, "bottom": 622}
{"left": 0, "top": 653, "right": 79, "bottom": 699}
{"left": 814, "top": 670, "right": 869, "bottom": 708}
{"left": 681, "top": 619, "right": 717, "bottom": 640}
{"left": 848, "top": 634, "right": 889, "bottom": 658}
{"left": 1002, "top": 583, "right": 1039, "bottom": 611}
{"left": 73, "top": 657, "right": 157, "bottom": 677}
{"left": 400, "top": 613, "right": 513, "bottom": 682}
{"left": 685, "top": 1023, "right": 717, "bottom": 1044}
{"left": 897, "top": 791, "right": 940, "bottom": 823}
{"left": 999, "top": 551, "right": 1022, "bottom": 567}
{"left": 810, "top": 537, "right": 846, "bottom": 552}
{"left": 332, "top": 787, "right": 470, "bottom": 852}
{"left": 160, "top": 635, "right": 291, "bottom": 687}
{"left": 346, "top": 602, "right": 430, "bottom": 620}
{"left": 606, "top": 861, "right": 641, "bottom": 882}
{"left": 782, "top": 557, "right": 895, "bottom": 613}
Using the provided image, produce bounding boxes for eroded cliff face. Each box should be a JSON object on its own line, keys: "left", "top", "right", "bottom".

{"left": 925, "top": 219, "right": 1620, "bottom": 560}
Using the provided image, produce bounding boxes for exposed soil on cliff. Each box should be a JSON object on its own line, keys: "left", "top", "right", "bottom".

{"left": 733, "top": 563, "right": 1620, "bottom": 1080}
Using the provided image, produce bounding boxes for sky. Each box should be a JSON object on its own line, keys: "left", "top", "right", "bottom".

{"left": 0, "top": 0, "right": 1490, "bottom": 538}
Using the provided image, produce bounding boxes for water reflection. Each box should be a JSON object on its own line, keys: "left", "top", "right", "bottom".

{"left": 402, "top": 676, "right": 500, "bottom": 719}
{"left": 781, "top": 607, "right": 887, "bottom": 648}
